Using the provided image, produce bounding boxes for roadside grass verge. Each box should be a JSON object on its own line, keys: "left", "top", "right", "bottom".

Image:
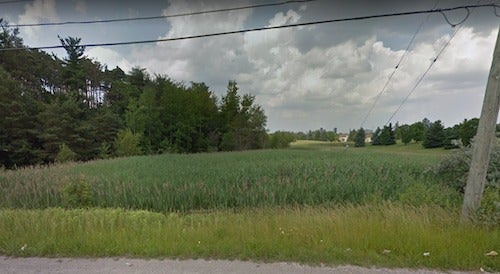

{"left": 0, "top": 203, "right": 498, "bottom": 272}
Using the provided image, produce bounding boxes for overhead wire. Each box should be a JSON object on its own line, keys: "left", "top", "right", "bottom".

{"left": 384, "top": 0, "right": 484, "bottom": 126}
{"left": 7, "top": 0, "right": 318, "bottom": 27}
{"left": 0, "top": 0, "right": 30, "bottom": 5}
{"left": 0, "top": 3, "right": 498, "bottom": 52}
{"left": 359, "top": 0, "right": 441, "bottom": 129}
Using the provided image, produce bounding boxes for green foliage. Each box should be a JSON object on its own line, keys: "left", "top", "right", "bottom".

{"left": 39, "top": 97, "right": 97, "bottom": 162}
{"left": 268, "top": 131, "right": 296, "bottom": 149}
{"left": 460, "top": 118, "right": 479, "bottom": 146}
{"left": 62, "top": 176, "right": 92, "bottom": 208}
{"left": 398, "top": 183, "right": 461, "bottom": 208}
{"left": 371, "top": 127, "right": 381, "bottom": 145}
{"left": 423, "top": 120, "right": 445, "bottom": 148}
{"left": 0, "top": 67, "right": 44, "bottom": 167}
{"left": 55, "top": 143, "right": 76, "bottom": 163}
{"left": 443, "top": 126, "right": 460, "bottom": 149}
{"left": 98, "top": 142, "right": 111, "bottom": 159}
{"left": 476, "top": 186, "right": 500, "bottom": 227}
{"left": 127, "top": 66, "right": 150, "bottom": 89}
{"left": 1, "top": 205, "right": 498, "bottom": 271}
{"left": 219, "top": 131, "right": 235, "bottom": 151}
{"left": 297, "top": 128, "right": 338, "bottom": 142}
{"left": 59, "top": 36, "right": 86, "bottom": 99}
{"left": 0, "top": 27, "right": 265, "bottom": 167}
{"left": 113, "top": 128, "right": 142, "bottom": 157}
{"left": 1, "top": 146, "right": 455, "bottom": 212}
{"left": 373, "top": 124, "right": 395, "bottom": 146}
{"left": 354, "top": 128, "right": 365, "bottom": 147}
{"left": 446, "top": 140, "right": 499, "bottom": 226}
{"left": 399, "top": 124, "right": 412, "bottom": 145}
{"left": 219, "top": 81, "right": 267, "bottom": 151}
{"left": 410, "top": 121, "right": 425, "bottom": 143}
{"left": 346, "top": 129, "right": 357, "bottom": 142}
{"left": 427, "top": 148, "right": 469, "bottom": 193}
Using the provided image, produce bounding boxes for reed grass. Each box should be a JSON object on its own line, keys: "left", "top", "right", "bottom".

{"left": 0, "top": 146, "right": 458, "bottom": 212}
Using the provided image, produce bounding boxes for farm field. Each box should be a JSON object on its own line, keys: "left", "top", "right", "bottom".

{"left": 0, "top": 141, "right": 498, "bottom": 271}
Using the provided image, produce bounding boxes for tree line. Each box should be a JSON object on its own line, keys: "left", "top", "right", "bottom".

{"left": 352, "top": 118, "right": 495, "bottom": 148}
{"left": 0, "top": 21, "right": 267, "bottom": 168}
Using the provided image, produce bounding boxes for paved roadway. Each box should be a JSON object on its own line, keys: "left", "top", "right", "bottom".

{"left": 0, "top": 256, "right": 481, "bottom": 274}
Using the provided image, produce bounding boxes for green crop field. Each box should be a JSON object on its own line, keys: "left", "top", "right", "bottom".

{"left": 0, "top": 141, "right": 498, "bottom": 271}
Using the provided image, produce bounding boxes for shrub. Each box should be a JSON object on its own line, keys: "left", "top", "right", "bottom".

{"left": 267, "top": 131, "right": 295, "bottom": 149}
{"left": 428, "top": 140, "right": 499, "bottom": 225}
{"left": 62, "top": 176, "right": 92, "bottom": 208}
{"left": 476, "top": 186, "right": 500, "bottom": 227}
{"left": 55, "top": 143, "right": 76, "bottom": 163}
{"left": 427, "top": 140, "right": 499, "bottom": 193}
{"left": 114, "top": 128, "right": 142, "bottom": 157}
{"left": 99, "top": 142, "right": 112, "bottom": 159}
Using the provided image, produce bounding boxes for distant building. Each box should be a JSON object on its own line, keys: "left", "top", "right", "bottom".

{"left": 339, "top": 133, "right": 349, "bottom": 143}
{"left": 365, "top": 133, "right": 373, "bottom": 143}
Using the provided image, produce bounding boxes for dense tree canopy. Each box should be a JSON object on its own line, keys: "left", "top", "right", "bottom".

{"left": 0, "top": 23, "right": 268, "bottom": 168}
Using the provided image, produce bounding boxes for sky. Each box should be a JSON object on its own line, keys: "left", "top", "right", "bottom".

{"left": 1, "top": 0, "right": 499, "bottom": 133}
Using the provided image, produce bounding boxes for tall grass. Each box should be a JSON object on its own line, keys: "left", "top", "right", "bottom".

{"left": 0, "top": 203, "right": 497, "bottom": 271}
{"left": 0, "top": 147, "right": 458, "bottom": 212}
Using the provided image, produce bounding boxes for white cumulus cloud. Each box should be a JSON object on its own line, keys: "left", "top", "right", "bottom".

{"left": 18, "top": 0, "right": 59, "bottom": 40}
{"left": 87, "top": 46, "right": 133, "bottom": 73}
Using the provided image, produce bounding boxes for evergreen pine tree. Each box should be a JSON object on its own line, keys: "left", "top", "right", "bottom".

{"left": 423, "top": 120, "right": 445, "bottom": 148}
{"left": 354, "top": 128, "right": 365, "bottom": 147}
{"left": 372, "top": 127, "right": 382, "bottom": 145}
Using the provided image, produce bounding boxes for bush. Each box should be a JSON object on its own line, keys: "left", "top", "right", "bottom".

{"left": 268, "top": 131, "right": 295, "bottom": 149}
{"left": 114, "top": 128, "right": 142, "bottom": 157}
{"left": 476, "top": 186, "right": 500, "bottom": 227}
{"left": 62, "top": 176, "right": 92, "bottom": 208}
{"left": 55, "top": 143, "right": 76, "bottom": 163}
{"left": 98, "top": 142, "right": 112, "bottom": 159}
{"left": 427, "top": 140, "right": 499, "bottom": 193}
{"left": 427, "top": 140, "right": 499, "bottom": 225}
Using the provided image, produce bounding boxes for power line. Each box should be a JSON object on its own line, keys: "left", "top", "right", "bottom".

{"left": 0, "top": 0, "right": 30, "bottom": 5}
{"left": 384, "top": 23, "right": 466, "bottom": 126}
{"left": 6, "top": 0, "right": 318, "bottom": 28}
{"left": 359, "top": 0, "right": 441, "bottom": 128}
{"left": 384, "top": 1, "right": 485, "bottom": 126}
{"left": 0, "top": 3, "right": 498, "bottom": 52}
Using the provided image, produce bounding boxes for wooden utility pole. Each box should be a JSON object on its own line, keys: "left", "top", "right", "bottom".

{"left": 461, "top": 26, "right": 500, "bottom": 222}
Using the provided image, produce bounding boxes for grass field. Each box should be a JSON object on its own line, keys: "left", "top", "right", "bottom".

{"left": 1, "top": 141, "right": 498, "bottom": 271}
{"left": 0, "top": 141, "right": 459, "bottom": 211}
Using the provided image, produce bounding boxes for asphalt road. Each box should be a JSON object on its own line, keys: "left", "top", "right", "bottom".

{"left": 0, "top": 256, "right": 481, "bottom": 274}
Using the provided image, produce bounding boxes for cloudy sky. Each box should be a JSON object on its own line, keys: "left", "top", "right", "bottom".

{"left": 1, "top": 0, "right": 499, "bottom": 132}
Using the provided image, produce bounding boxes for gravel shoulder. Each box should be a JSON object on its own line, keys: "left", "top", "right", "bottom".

{"left": 0, "top": 256, "right": 481, "bottom": 274}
